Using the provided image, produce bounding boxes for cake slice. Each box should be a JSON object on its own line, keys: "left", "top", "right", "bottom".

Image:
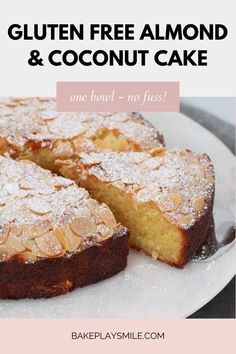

{"left": 59, "top": 149, "right": 214, "bottom": 268}
{"left": 0, "top": 97, "right": 164, "bottom": 172}
{"left": 0, "top": 156, "right": 128, "bottom": 299}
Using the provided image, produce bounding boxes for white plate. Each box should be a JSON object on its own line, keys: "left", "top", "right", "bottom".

{"left": 0, "top": 112, "right": 235, "bottom": 318}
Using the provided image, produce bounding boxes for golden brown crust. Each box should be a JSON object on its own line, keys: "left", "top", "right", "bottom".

{"left": 131, "top": 214, "right": 214, "bottom": 268}
{"left": 0, "top": 227, "right": 128, "bottom": 299}
{"left": 179, "top": 209, "right": 214, "bottom": 267}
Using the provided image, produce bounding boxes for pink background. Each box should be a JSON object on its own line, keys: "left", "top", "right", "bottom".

{"left": 1, "top": 319, "right": 234, "bottom": 353}
{"left": 56, "top": 81, "right": 179, "bottom": 112}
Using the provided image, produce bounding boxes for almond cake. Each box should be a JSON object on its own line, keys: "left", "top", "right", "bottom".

{"left": 0, "top": 156, "right": 128, "bottom": 299}
{"left": 0, "top": 97, "right": 164, "bottom": 172}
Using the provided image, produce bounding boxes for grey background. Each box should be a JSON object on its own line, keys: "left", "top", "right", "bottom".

{"left": 180, "top": 98, "right": 235, "bottom": 318}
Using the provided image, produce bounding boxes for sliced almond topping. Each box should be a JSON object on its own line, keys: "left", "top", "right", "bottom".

{"left": 5, "top": 182, "right": 29, "bottom": 198}
{"left": 36, "top": 232, "right": 62, "bottom": 256}
{"left": 62, "top": 224, "right": 82, "bottom": 252}
{"left": 22, "top": 239, "right": 37, "bottom": 251}
{"left": 193, "top": 196, "right": 205, "bottom": 212}
{"left": 70, "top": 217, "right": 97, "bottom": 237}
{"left": 19, "top": 182, "right": 33, "bottom": 190}
{"left": 53, "top": 227, "right": 70, "bottom": 250}
{"left": 31, "top": 244, "right": 48, "bottom": 258}
{"left": 9, "top": 224, "right": 23, "bottom": 237}
{"left": 159, "top": 193, "right": 182, "bottom": 212}
{"left": 28, "top": 199, "right": 51, "bottom": 215}
{"left": 4, "top": 236, "right": 26, "bottom": 253}
{"left": 23, "top": 219, "right": 52, "bottom": 239}
{"left": 79, "top": 206, "right": 92, "bottom": 218}
{"left": 98, "top": 206, "right": 117, "bottom": 228}
{"left": 97, "top": 224, "right": 113, "bottom": 240}
{"left": 6, "top": 102, "right": 18, "bottom": 108}
{"left": 33, "top": 219, "right": 52, "bottom": 237}
{"left": 0, "top": 224, "right": 10, "bottom": 244}
{"left": 87, "top": 198, "right": 99, "bottom": 213}
{"left": 178, "top": 215, "right": 193, "bottom": 226}
{"left": 22, "top": 239, "right": 48, "bottom": 258}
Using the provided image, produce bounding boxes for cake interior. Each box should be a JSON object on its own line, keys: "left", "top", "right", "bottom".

{"left": 67, "top": 175, "right": 184, "bottom": 266}
{"left": 92, "top": 127, "right": 141, "bottom": 151}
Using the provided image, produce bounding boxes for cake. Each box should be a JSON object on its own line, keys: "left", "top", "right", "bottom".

{"left": 59, "top": 150, "right": 215, "bottom": 268}
{"left": 0, "top": 156, "right": 128, "bottom": 299}
{"left": 0, "top": 97, "right": 164, "bottom": 173}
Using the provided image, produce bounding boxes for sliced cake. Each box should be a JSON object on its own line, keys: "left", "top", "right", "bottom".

{"left": 59, "top": 149, "right": 215, "bottom": 268}
{"left": 0, "top": 156, "right": 128, "bottom": 299}
{"left": 0, "top": 97, "right": 164, "bottom": 172}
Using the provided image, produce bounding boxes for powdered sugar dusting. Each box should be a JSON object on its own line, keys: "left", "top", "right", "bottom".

{"left": 0, "top": 98, "right": 163, "bottom": 151}
{"left": 0, "top": 156, "right": 89, "bottom": 227}
{"left": 0, "top": 156, "right": 118, "bottom": 262}
{"left": 77, "top": 150, "right": 214, "bottom": 229}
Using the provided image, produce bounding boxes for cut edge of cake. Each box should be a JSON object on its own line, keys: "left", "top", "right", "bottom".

{"left": 58, "top": 149, "right": 215, "bottom": 268}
